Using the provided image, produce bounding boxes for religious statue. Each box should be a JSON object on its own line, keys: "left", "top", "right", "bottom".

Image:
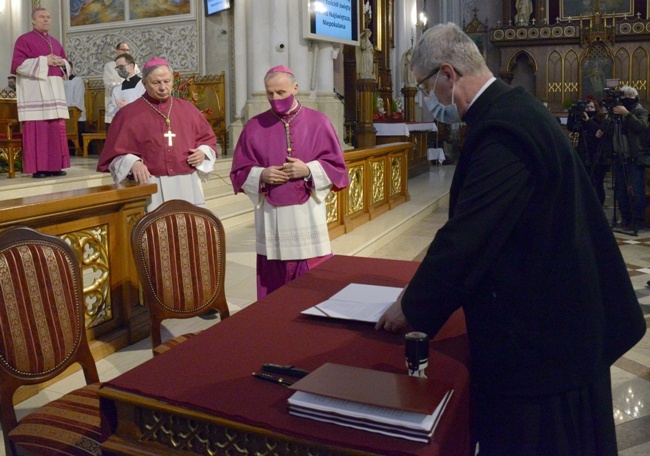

{"left": 400, "top": 47, "right": 417, "bottom": 87}
{"left": 357, "top": 29, "right": 375, "bottom": 79}
{"left": 515, "top": 0, "right": 533, "bottom": 26}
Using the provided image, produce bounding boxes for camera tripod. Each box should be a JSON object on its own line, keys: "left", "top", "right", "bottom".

{"left": 605, "top": 115, "right": 641, "bottom": 236}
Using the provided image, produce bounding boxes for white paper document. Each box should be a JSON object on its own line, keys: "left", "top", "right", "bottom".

{"left": 300, "top": 283, "right": 404, "bottom": 323}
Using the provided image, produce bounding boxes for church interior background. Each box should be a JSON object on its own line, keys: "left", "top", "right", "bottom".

{"left": 1, "top": 1, "right": 650, "bottom": 454}
{"left": 3, "top": 1, "right": 650, "bottom": 150}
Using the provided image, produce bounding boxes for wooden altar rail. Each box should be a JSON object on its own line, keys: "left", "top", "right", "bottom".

{"left": 0, "top": 183, "right": 157, "bottom": 403}
{"left": 328, "top": 142, "right": 412, "bottom": 238}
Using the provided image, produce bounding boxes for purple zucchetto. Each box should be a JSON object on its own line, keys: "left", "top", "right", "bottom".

{"left": 143, "top": 58, "right": 170, "bottom": 71}
{"left": 265, "top": 65, "right": 294, "bottom": 77}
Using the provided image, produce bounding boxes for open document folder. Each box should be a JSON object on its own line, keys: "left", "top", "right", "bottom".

{"left": 300, "top": 283, "right": 404, "bottom": 323}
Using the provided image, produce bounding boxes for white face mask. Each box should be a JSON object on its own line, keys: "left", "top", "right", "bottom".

{"left": 423, "top": 72, "right": 462, "bottom": 124}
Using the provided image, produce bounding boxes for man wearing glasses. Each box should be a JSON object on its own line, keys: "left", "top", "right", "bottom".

{"left": 106, "top": 54, "right": 144, "bottom": 127}
{"left": 103, "top": 42, "right": 140, "bottom": 130}
{"left": 377, "top": 22, "right": 645, "bottom": 455}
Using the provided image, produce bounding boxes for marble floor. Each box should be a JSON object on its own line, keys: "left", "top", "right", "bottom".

{"left": 0, "top": 162, "right": 649, "bottom": 454}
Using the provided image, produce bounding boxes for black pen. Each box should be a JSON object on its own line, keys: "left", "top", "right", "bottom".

{"left": 252, "top": 372, "right": 294, "bottom": 387}
{"left": 262, "top": 363, "right": 310, "bottom": 378}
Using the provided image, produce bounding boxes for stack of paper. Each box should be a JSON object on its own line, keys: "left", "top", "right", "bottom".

{"left": 300, "top": 283, "right": 404, "bottom": 323}
{"left": 287, "top": 363, "right": 453, "bottom": 443}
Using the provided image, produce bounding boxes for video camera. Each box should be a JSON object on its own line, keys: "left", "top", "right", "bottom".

{"left": 601, "top": 88, "right": 625, "bottom": 113}
{"left": 568, "top": 99, "right": 590, "bottom": 118}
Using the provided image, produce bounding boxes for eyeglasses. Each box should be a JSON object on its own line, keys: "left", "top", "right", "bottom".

{"left": 115, "top": 65, "right": 129, "bottom": 71}
{"left": 416, "top": 65, "right": 463, "bottom": 96}
{"left": 118, "top": 48, "right": 130, "bottom": 52}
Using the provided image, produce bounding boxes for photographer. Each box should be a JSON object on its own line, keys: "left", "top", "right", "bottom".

{"left": 608, "top": 86, "right": 649, "bottom": 231}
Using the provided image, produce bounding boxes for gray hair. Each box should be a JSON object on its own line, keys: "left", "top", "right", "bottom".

{"left": 264, "top": 71, "right": 296, "bottom": 84}
{"left": 142, "top": 63, "right": 174, "bottom": 80}
{"left": 410, "top": 22, "right": 488, "bottom": 78}
{"left": 620, "top": 85, "right": 639, "bottom": 98}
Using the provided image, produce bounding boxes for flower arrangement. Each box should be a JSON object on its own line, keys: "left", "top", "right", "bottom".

{"left": 172, "top": 72, "right": 212, "bottom": 119}
{"left": 392, "top": 97, "right": 404, "bottom": 121}
{"left": 373, "top": 94, "right": 386, "bottom": 120}
{"left": 172, "top": 72, "right": 193, "bottom": 99}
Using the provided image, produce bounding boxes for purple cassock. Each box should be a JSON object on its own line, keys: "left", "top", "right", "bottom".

{"left": 230, "top": 105, "right": 349, "bottom": 203}
{"left": 11, "top": 29, "right": 69, "bottom": 174}
{"left": 230, "top": 103, "right": 349, "bottom": 298}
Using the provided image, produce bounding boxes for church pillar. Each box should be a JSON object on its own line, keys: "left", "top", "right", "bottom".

{"left": 356, "top": 79, "right": 378, "bottom": 149}
{"left": 401, "top": 86, "right": 417, "bottom": 122}
{"left": 246, "top": 0, "right": 272, "bottom": 94}
{"left": 316, "top": 42, "right": 335, "bottom": 94}
{"left": 228, "top": 0, "right": 249, "bottom": 152}
{"left": 287, "top": 4, "right": 310, "bottom": 93}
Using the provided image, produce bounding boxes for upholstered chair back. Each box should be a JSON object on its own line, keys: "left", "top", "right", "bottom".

{"left": 131, "top": 200, "right": 229, "bottom": 352}
{"left": 0, "top": 226, "right": 100, "bottom": 455}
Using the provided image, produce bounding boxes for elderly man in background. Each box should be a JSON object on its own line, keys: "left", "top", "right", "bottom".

{"left": 11, "top": 7, "right": 70, "bottom": 178}
{"left": 97, "top": 58, "right": 217, "bottom": 212}
{"left": 230, "top": 65, "right": 349, "bottom": 299}
{"left": 376, "top": 22, "right": 645, "bottom": 456}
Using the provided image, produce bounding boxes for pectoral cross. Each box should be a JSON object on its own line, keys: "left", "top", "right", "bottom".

{"left": 164, "top": 129, "right": 175, "bottom": 146}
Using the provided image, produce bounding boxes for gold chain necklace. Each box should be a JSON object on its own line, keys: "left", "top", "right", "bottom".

{"left": 141, "top": 96, "right": 176, "bottom": 146}
{"left": 271, "top": 104, "right": 302, "bottom": 156}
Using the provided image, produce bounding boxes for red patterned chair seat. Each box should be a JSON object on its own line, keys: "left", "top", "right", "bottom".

{"left": 8, "top": 384, "right": 102, "bottom": 456}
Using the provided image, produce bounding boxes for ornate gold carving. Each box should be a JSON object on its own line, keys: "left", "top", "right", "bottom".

{"left": 325, "top": 192, "right": 339, "bottom": 224}
{"left": 136, "top": 408, "right": 347, "bottom": 455}
{"left": 371, "top": 161, "right": 385, "bottom": 204}
{"left": 60, "top": 226, "right": 111, "bottom": 328}
{"left": 347, "top": 165, "right": 364, "bottom": 216}
{"left": 390, "top": 157, "right": 402, "bottom": 196}
{"left": 0, "top": 144, "right": 22, "bottom": 164}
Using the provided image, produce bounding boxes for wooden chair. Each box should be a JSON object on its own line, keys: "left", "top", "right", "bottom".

{"left": 131, "top": 200, "right": 230, "bottom": 356}
{"left": 0, "top": 226, "right": 102, "bottom": 456}
{"left": 66, "top": 106, "right": 82, "bottom": 155}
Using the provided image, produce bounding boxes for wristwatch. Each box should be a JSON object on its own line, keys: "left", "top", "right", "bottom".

{"left": 304, "top": 169, "right": 312, "bottom": 182}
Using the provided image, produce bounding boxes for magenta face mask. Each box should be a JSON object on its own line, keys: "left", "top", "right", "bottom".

{"left": 270, "top": 94, "right": 295, "bottom": 115}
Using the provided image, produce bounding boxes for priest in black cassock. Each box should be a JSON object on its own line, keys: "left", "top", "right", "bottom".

{"left": 377, "top": 22, "right": 645, "bottom": 456}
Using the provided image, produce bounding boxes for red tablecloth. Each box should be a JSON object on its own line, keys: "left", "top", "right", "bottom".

{"left": 105, "top": 255, "right": 470, "bottom": 456}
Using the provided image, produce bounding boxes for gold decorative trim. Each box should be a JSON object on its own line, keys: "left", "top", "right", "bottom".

{"left": 347, "top": 165, "right": 364, "bottom": 216}
{"left": 371, "top": 161, "right": 385, "bottom": 204}
{"left": 390, "top": 157, "right": 402, "bottom": 196}
{"left": 136, "top": 408, "right": 348, "bottom": 455}
{"left": 60, "top": 226, "right": 112, "bottom": 329}
{"left": 325, "top": 192, "right": 339, "bottom": 224}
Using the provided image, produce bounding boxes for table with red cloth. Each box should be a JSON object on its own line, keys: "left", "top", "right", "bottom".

{"left": 99, "top": 255, "right": 471, "bottom": 456}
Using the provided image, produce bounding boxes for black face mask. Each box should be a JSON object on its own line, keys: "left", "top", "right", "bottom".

{"left": 586, "top": 110, "right": 596, "bottom": 118}
{"left": 621, "top": 97, "right": 637, "bottom": 110}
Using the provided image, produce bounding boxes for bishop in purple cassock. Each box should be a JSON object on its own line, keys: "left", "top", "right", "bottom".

{"left": 11, "top": 8, "right": 70, "bottom": 178}
{"left": 231, "top": 65, "right": 349, "bottom": 299}
{"left": 97, "top": 58, "right": 218, "bottom": 212}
